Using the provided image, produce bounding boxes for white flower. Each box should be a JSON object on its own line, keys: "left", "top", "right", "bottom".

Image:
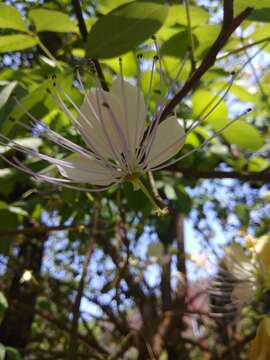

{"left": 55, "top": 78, "right": 186, "bottom": 186}
{"left": 0, "top": 77, "right": 186, "bottom": 194}
{"left": 223, "top": 238, "right": 270, "bottom": 305}
{"left": 0, "top": 59, "right": 250, "bottom": 211}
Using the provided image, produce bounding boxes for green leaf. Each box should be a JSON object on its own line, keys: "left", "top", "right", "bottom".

{"left": 251, "top": 24, "right": 270, "bottom": 42}
{"left": 0, "top": 81, "right": 17, "bottom": 109}
{"left": 0, "top": 78, "right": 51, "bottom": 134}
{"left": 86, "top": 1, "right": 168, "bottom": 59}
{"left": 101, "top": 52, "right": 137, "bottom": 77}
{"left": 98, "top": 0, "right": 131, "bottom": 14}
{"left": 5, "top": 348, "right": 22, "bottom": 360}
{"left": 193, "top": 25, "right": 220, "bottom": 58}
{"left": 0, "top": 35, "right": 38, "bottom": 53}
{"left": 0, "top": 4, "right": 28, "bottom": 32}
{"left": 192, "top": 89, "right": 263, "bottom": 150}
{"left": 234, "top": 1, "right": 270, "bottom": 22}
{"left": 248, "top": 157, "right": 269, "bottom": 172}
{"left": 165, "top": 4, "right": 209, "bottom": 27}
{"left": 235, "top": 203, "right": 250, "bottom": 226}
{"left": 192, "top": 89, "right": 228, "bottom": 124}
{"left": 0, "top": 344, "right": 5, "bottom": 360}
{"left": 29, "top": 9, "right": 78, "bottom": 33}
{"left": 215, "top": 82, "right": 258, "bottom": 103}
{"left": 221, "top": 120, "right": 264, "bottom": 151}
{"left": 161, "top": 30, "right": 191, "bottom": 58}
{"left": 0, "top": 292, "right": 8, "bottom": 313}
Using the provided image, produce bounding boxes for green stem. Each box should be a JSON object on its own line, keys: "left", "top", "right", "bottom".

{"left": 37, "top": 39, "right": 64, "bottom": 71}
{"left": 134, "top": 178, "right": 158, "bottom": 209}
{"left": 132, "top": 178, "right": 168, "bottom": 216}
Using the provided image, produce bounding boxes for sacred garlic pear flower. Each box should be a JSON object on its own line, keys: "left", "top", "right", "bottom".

{"left": 223, "top": 236, "right": 270, "bottom": 306}
{"left": 0, "top": 57, "right": 250, "bottom": 213}
{"left": 0, "top": 75, "right": 187, "bottom": 213}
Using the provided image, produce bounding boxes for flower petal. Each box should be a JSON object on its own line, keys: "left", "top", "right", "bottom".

{"left": 78, "top": 90, "right": 126, "bottom": 160}
{"left": 110, "top": 79, "right": 146, "bottom": 155}
{"left": 57, "top": 154, "right": 119, "bottom": 186}
{"left": 147, "top": 116, "right": 185, "bottom": 168}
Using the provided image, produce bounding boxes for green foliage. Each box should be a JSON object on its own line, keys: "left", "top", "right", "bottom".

{"left": 0, "top": 4, "right": 28, "bottom": 32}
{"left": 0, "top": 35, "right": 38, "bottom": 53}
{"left": 29, "top": 9, "right": 78, "bottom": 33}
{"left": 191, "top": 89, "right": 264, "bottom": 150}
{"left": 86, "top": 1, "right": 168, "bottom": 58}
{"left": 234, "top": 0, "right": 270, "bottom": 22}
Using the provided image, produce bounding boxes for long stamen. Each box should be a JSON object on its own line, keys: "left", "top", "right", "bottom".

{"left": 95, "top": 88, "right": 127, "bottom": 169}
{"left": 0, "top": 153, "right": 120, "bottom": 192}
{"left": 49, "top": 86, "right": 117, "bottom": 169}
{"left": 119, "top": 58, "right": 131, "bottom": 153}
{"left": 134, "top": 54, "right": 143, "bottom": 160}
{"left": 172, "top": 50, "right": 189, "bottom": 88}
{"left": 13, "top": 94, "right": 116, "bottom": 171}
{"left": 87, "top": 65, "right": 129, "bottom": 169}
{"left": 0, "top": 134, "right": 120, "bottom": 180}
{"left": 144, "top": 73, "right": 235, "bottom": 168}
{"left": 148, "top": 108, "right": 252, "bottom": 172}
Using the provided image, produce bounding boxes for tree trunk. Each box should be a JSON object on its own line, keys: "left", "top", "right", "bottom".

{"left": 0, "top": 229, "right": 46, "bottom": 350}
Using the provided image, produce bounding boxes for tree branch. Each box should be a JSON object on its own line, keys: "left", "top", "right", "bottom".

{"left": 68, "top": 210, "right": 97, "bottom": 360}
{"left": 71, "top": 0, "right": 108, "bottom": 91}
{"left": 160, "top": 3, "right": 252, "bottom": 122}
{"left": 223, "top": 0, "right": 234, "bottom": 24}
{"left": 166, "top": 165, "right": 270, "bottom": 182}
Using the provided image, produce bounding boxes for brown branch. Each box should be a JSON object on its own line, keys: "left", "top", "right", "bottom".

{"left": 223, "top": 0, "right": 234, "bottom": 24}
{"left": 71, "top": 0, "right": 108, "bottom": 91}
{"left": 160, "top": 3, "right": 252, "bottom": 122}
{"left": 166, "top": 165, "right": 270, "bottom": 182}
{"left": 0, "top": 224, "right": 89, "bottom": 238}
{"left": 68, "top": 211, "right": 98, "bottom": 360}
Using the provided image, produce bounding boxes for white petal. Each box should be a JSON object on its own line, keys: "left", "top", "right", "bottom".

{"left": 78, "top": 90, "right": 126, "bottom": 159}
{"left": 147, "top": 116, "right": 185, "bottom": 168}
{"left": 110, "top": 79, "right": 146, "bottom": 155}
{"left": 57, "top": 154, "right": 118, "bottom": 186}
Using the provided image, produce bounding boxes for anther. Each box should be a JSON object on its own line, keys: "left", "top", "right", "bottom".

{"left": 152, "top": 35, "right": 156, "bottom": 40}
{"left": 46, "top": 88, "right": 51, "bottom": 93}
{"left": 52, "top": 74, "right": 57, "bottom": 79}
{"left": 102, "top": 102, "right": 109, "bottom": 108}
{"left": 154, "top": 89, "right": 161, "bottom": 94}
{"left": 9, "top": 117, "right": 15, "bottom": 122}
{"left": 153, "top": 55, "right": 159, "bottom": 61}
{"left": 119, "top": 57, "right": 122, "bottom": 62}
{"left": 137, "top": 54, "right": 143, "bottom": 59}
{"left": 247, "top": 108, "right": 252, "bottom": 112}
{"left": 231, "top": 71, "right": 236, "bottom": 76}
{"left": 53, "top": 82, "right": 56, "bottom": 87}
